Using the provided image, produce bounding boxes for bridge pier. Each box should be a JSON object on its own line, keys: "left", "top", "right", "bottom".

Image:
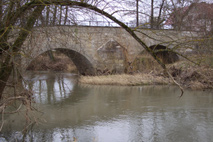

{"left": 96, "top": 39, "right": 128, "bottom": 75}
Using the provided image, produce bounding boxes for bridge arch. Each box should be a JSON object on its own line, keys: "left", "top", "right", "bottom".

{"left": 149, "top": 44, "right": 179, "bottom": 64}
{"left": 21, "top": 26, "right": 195, "bottom": 75}
{"left": 56, "top": 48, "right": 95, "bottom": 75}
{"left": 130, "top": 44, "right": 179, "bottom": 73}
{"left": 23, "top": 48, "right": 95, "bottom": 75}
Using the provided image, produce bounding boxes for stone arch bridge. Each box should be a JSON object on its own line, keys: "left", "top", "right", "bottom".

{"left": 21, "top": 26, "right": 197, "bottom": 75}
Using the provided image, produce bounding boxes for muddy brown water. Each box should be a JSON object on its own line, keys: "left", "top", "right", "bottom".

{"left": 0, "top": 71, "right": 213, "bottom": 142}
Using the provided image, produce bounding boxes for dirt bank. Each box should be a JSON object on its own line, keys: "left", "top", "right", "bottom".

{"left": 167, "top": 62, "right": 213, "bottom": 90}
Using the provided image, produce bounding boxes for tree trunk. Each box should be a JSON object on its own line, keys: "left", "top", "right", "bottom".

{"left": 0, "top": 56, "right": 13, "bottom": 99}
{"left": 0, "top": 0, "right": 2, "bottom": 21}
{"left": 136, "top": 0, "right": 139, "bottom": 27}
{"left": 64, "top": 6, "right": 68, "bottom": 25}
{"left": 0, "top": 5, "right": 45, "bottom": 99}
{"left": 46, "top": 6, "right": 50, "bottom": 25}
{"left": 52, "top": 5, "right": 57, "bottom": 25}
{"left": 156, "top": 0, "right": 164, "bottom": 29}
{"left": 150, "top": 0, "right": 154, "bottom": 29}
{"left": 59, "top": 6, "right": 62, "bottom": 25}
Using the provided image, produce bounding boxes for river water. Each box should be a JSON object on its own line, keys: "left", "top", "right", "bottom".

{"left": 1, "top": 72, "right": 213, "bottom": 142}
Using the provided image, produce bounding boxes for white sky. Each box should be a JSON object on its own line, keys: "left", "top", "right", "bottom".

{"left": 58, "top": 0, "right": 212, "bottom": 26}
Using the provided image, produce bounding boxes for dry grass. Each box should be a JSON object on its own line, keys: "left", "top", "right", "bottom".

{"left": 79, "top": 74, "right": 173, "bottom": 86}
{"left": 80, "top": 58, "right": 213, "bottom": 90}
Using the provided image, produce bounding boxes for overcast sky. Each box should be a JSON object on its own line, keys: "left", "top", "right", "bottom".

{"left": 60, "top": 0, "right": 212, "bottom": 27}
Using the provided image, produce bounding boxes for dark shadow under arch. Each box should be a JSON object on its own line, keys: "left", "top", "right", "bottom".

{"left": 26, "top": 49, "right": 95, "bottom": 75}
{"left": 56, "top": 48, "right": 95, "bottom": 75}
{"left": 130, "top": 44, "right": 179, "bottom": 73}
{"left": 149, "top": 45, "right": 179, "bottom": 64}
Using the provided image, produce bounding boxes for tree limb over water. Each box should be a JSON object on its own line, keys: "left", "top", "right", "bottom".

{"left": 0, "top": 0, "right": 167, "bottom": 98}
{"left": 3, "top": 0, "right": 212, "bottom": 100}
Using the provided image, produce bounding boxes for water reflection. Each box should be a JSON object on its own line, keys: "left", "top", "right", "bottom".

{"left": 23, "top": 71, "right": 77, "bottom": 104}
{"left": 1, "top": 72, "right": 213, "bottom": 142}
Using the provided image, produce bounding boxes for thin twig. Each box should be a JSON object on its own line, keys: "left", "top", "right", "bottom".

{"left": 3, "top": 103, "right": 23, "bottom": 114}
{"left": 166, "top": 69, "right": 184, "bottom": 97}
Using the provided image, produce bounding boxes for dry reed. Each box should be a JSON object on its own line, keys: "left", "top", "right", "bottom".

{"left": 79, "top": 74, "right": 173, "bottom": 86}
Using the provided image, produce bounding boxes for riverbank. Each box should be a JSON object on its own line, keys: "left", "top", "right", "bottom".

{"left": 79, "top": 73, "right": 173, "bottom": 86}
{"left": 27, "top": 52, "right": 213, "bottom": 90}
{"left": 79, "top": 61, "right": 213, "bottom": 90}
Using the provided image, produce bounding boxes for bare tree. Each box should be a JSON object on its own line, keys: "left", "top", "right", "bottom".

{"left": 150, "top": 0, "right": 154, "bottom": 28}
{"left": 156, "top": 0, "right": 165, "bottom": 29}
{"left": 136, "top": 0, "right": 139, "bottom": 27}
{"left": 52, "top": 5, "right": 58, "bottom": 25}
{"left": 0, "top": 0, "right": 2, "bottom": 21}
{"left": 1, "top": 0, "right": 212, "bottom": 103}
{"left": 46, "top": 6, "right": 50, "bottom": 25}
{"left": 64, "top": 6, "right": 68, "bottom": 25}
{"left": 0, "top": 0, "right": 167, "bottom": 99}
{"left": 0, "top": 1, "right": 45, "bottom": 99}
{"left": 59, "top": 5, "right": 62, "bottom": 25}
